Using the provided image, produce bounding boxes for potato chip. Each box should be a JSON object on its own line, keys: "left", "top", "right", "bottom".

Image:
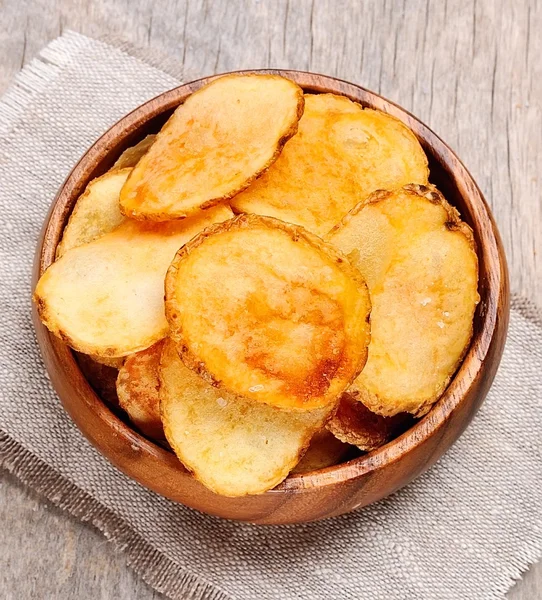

{"left": 56, "top": 169, "right": 130, "bottom": 258}
{"left": 165, "top": 214, "right": 371, "bottom": 411}
{"left": 116, "top": 340, "right": 164, "bottom": 440}
{"left": 327, "top": 392, "right": 411, "bottom": 451}
{"left": 56, "top": 169, "right": 142, "bottom": 369}
{"left": 113, "top": 134, "right": 157, "bottom": 169}
{"left": 231, "top": 93, "right": 429, "bottom": 236}
{"left": 74, "top": 352, "right": 119, "bottom": 406}
{"left": 327, "top": 184, "right": 479, "bottom": 417}
{"left": 291, "top": 429, "right": 351, "bottom": 474}
{"left": 160, "top": 339, "right": 333, "bottom": 496}
{"left": 34, "top": 204, "right": 234, "bottom": 358}
{"left": 120, "top": 74, "right": 304, "bottom": 220}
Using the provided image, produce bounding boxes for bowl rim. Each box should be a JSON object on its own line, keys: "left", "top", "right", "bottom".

{"left": 33, "top": 68, "right": 509, "bottom": 495}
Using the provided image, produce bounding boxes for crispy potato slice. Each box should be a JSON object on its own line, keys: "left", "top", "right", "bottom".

{"left": 75, "top": 352, "right": 119, "bottom": 406}
{"left": 160, "top": 339, "right": 334, "bottom": 496}
{"left": 56, "top": 169, "right": 134, "bottom": 369}
{"left": 327, "top": 392, "right": 411, "bottom": 451}
{"left": 34, "top": 204, "right": 234, "bottom": 358}
{"left": 231, "top": 93, "right": 429, "bottom": 236}
{"left": 120, "top": 74, "right": 304, "bottom": 221}
{"left": 165, "top": 214, "right": 371, "bottom": 411}
{"left": 291, "top": 429, "right": 351, "bottom": 474}
{"left": 113, "top": 134, "right": 157, "bottom": 169}
{"left": 116, "top": 340, "right": 164, "bottom": 440}
{"left": 327, "top": 184, "right": 479, "bottom": 417}
{"left": 56, "top": 169, "right": 130, "bottom": 258}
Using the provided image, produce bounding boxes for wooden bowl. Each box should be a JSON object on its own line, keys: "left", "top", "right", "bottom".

{"left": 32, "top": 70, "right": 509, "bottom": 524}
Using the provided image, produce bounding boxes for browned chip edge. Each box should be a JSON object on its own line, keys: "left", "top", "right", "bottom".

{"left": 327, "top": 392, "right": 412, "bottom": 450}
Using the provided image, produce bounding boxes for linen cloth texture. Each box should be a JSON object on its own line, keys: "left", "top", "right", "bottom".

{"left": 0, "top": 31, "right": 540, "bottom": 600}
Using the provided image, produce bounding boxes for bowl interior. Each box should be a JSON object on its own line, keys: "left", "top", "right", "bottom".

{"left": 34, "top": 70, "right": 508, "bottom": 499}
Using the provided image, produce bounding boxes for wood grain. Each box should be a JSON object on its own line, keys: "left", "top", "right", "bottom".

{"left": 1, "top": 0, "right": 540, "bottom": 597}
{"left": 0, "top": 472, "right": 165, "bottom": 600}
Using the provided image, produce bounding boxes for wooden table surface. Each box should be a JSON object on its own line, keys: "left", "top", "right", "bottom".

{"left": 1, "top": 0, "right": 540, "bottom": 598}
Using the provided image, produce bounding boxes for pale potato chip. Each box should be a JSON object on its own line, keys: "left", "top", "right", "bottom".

{"left": 327, "top": 184, "right": 479, "bottom": 417}
{"left": 56, "top": 169, "right": 130, "bottom": 258}
{"left": 160, "top": 339, "right": 334, "bottom": 496}
{"left": 116, "top": 340, "right": 164, "bottom": 440}
{"left": 34, "top": 204, "right": 234, "bottom": 358}
{"left": 231, "top": 93, "right": 429, "bottom": 236}
{"left": 291, "top": 429, "right": 351, "bottom": 474}
{"left": 327, "top": 392, "right": 411, "bottom": 451}
{"left": 56, "top": 169, "right": 135, "bottom": 369}
{"left": 120, "top": 74, "right": 304, "bottom": 221}
{"left": 165, "top": 214, "right": 371, "bottom": 411}
{"left": 113, "top": 134, "right": 157, "bottom": 169}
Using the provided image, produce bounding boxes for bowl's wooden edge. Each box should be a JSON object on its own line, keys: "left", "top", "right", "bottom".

{"left": 31, "top": 70, "right": 510, "bottom": 517}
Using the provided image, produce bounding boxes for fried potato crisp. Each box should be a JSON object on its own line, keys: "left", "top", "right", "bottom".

{"left": 116, "top": 340, "right": 165, "bottom": 440}
{"left": 231, "top": 93, "right": 429, "bottom": 236}
{"left": 113, "top": 134, "right": 157, "bottom": 169}
{"left": 56, "top": 169, "right": 130, "bottom": 258}
{"left": 291, "top": 429, "right": 351, "bottom": 474}
{"left": 120, "top": 74, "right": 304, "bottom": 221}
{"left": 160, "top": 339, "right": 333, "bottom": 496}
{"left": 56, "top": 170, "right": 132, "bottom": 370}
{"left": 327, "top": 392, "right": 411, "bottom": 451}
{"left": 34, "top": 204, "right": 233, "bottom": 358}
{"left": 165, "top": 214, "right": 371, "bottom": 411}
{"left": 327, "top": 184, "right": 479, "bottom": 417}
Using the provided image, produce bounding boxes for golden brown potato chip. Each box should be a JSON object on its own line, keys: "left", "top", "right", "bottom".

{"left": 116, "top": 340, "right": 164, "bottom": 440}
{"left": 160, "top": 339, "right": 334, "bottom": 497}
{"left": 327, "top": 392, "right": 411, "bottom": 451}
{"left": 75, "top": 352, "right": 119, "bottom": 406}
{"left": 231, "top": 93, "right": 429, "bottom": 236}
{"left": 327, "top": 184, "right": 479, "bottom": 417}
{"left": 291, "top": 429, "right": 351, "bottom": 474}
{"left": 113, "top": 134, "right": 157, "bottom": 169}
{"left": 56, "top": 169, "right": 130, "bottom": 258}
{"left": 120, "top": 74, "right": 304, "bottom": 221}
{"left": 165, "top": 214, "right": 371, "bottom": 411}
{"left": 34, "top": 204, "right": 234, "bottom": 358}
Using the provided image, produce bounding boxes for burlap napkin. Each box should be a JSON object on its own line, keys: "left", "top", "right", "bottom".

{"left": 1, "top": 31, "right": 541, "bottom": 600}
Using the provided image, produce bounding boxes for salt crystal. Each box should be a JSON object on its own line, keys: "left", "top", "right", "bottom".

{"left": 420, "top": 297, "right": 432, "bottom": 306}
{"left": 249, "top": 384, "right": 264, "bottom": 392}
{"left": 216, "top": 397, "right": 227, "bottom": 407}
{"left": 437, "top": 321, "right": 445, "bottom": 329}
